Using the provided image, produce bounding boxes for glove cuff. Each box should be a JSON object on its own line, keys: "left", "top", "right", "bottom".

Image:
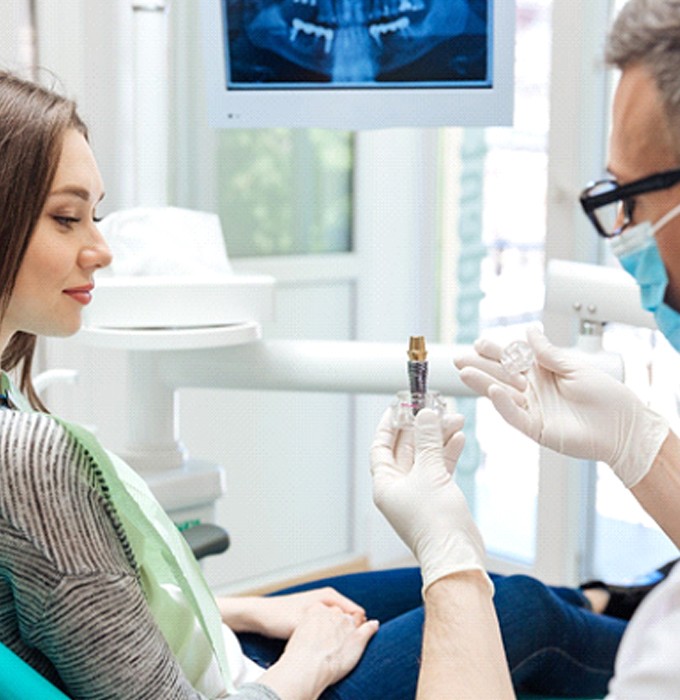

{"left": 613, "top": 407, "right": 670, "bottom": 488}
{"left": 421, "top": 564, "right": 495, "bottom": 598}
{"left": 419, "top": 534, "right": 494, "bottom": 597}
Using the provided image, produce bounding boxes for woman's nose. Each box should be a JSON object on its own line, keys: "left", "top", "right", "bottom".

{"left": 94, "top": 240, "right": 114, "bottom": 269}
{"left": 80, "top": 226, "right": 113, "bottom": 270}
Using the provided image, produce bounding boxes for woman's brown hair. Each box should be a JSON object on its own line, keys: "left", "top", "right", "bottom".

{"left": 0, "top": 72, "right": 88, "bottom": 410}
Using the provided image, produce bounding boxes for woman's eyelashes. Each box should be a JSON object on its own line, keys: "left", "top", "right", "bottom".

{"left": 52, "top": 213, "right": 102, "bottom": 228}
{"left": 53, "top": 215, "right": 80, "bottom": 228}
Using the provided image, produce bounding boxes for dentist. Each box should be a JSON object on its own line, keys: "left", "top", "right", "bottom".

{"left": 369, "top": 0, "right": 680, "bottom": 697}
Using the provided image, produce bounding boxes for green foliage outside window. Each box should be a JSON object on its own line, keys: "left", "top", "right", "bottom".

{"left": 217, "top": 129, "right": 353, "bottom": 257}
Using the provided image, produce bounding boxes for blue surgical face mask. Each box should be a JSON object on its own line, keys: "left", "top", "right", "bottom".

{"left": 610, "top": 201, "right": 680, "bottom": 350}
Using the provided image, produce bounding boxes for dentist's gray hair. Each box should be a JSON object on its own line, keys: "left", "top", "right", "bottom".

{"left": 606, "top": 0, "right": 680, "bottom": 153}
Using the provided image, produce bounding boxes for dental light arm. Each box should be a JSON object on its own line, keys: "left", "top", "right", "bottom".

{"left": 545, "top": 259, "right": 656, "bottom": 331}
{"left": 150, "top": 260, "right": 652, "bottom": 395}
{"left": 156, "top": 339, "right": 473, "bottom": 397}
{"left": 72, "top": 258, "right": 649, "bottom": 503}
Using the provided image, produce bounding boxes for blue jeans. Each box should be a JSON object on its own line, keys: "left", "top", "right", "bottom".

{"left": 238, "top": 568, "right": 624, "bottom": 699}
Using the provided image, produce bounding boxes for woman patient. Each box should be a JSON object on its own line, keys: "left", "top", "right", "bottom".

{"left": 0, "top": 71, "right": 381, "bottom": 700}
{"left": 0, "top": 70, "right": 672, "bottom": 700}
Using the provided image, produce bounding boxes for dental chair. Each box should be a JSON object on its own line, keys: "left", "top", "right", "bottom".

{"left": 0, "top": 523, "right": 230, "bottom": 700}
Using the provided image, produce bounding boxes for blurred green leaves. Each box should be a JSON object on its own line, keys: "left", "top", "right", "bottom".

{"left": 217, "top": 129, "right": 353, "bottom": 257}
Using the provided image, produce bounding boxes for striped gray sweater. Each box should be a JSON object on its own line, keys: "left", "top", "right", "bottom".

{"left": 0, "top": 409, "right": 279, "bottom": 700}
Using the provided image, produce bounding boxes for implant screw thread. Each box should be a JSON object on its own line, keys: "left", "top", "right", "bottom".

{"left": 408, "top": 361, "right": 428, "bottom": 415}
{"left": 407, "top": 336, "right": 428, "bottom": 415}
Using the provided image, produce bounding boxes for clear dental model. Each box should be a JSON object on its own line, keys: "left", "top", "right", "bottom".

{"left": 500, "top": 339, "right": 535, "bottom": 374}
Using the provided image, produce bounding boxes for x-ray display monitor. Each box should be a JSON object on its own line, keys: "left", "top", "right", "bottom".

{"left": 201, "top": 0, "right": 515, "bottom": 129}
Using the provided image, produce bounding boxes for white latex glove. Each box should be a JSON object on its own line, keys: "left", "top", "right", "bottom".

{"left": 370, "top": 408, "right": 492, "bottom": 594}
{"left": 454, "top": 326, "right": 670, "bottom": 488}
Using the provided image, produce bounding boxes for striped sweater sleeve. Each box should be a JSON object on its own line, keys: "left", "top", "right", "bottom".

{"left": 0, "top": 411, "right": 279, "bottom": 700}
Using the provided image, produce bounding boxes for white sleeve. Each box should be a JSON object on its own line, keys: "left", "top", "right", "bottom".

{"left": 606, "top": 565, "right": 680, "bottom": 699}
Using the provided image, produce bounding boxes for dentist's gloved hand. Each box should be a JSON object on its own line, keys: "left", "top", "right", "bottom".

{"left": 454, "top": 326, "right": 670, "bottom": 488}
{"left": 370, "top": 408, "right": 492, "bottom": 595}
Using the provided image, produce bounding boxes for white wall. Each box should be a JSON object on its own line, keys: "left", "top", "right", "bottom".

{"left": 0, "top": 0, "right": 32, "bottom": 72}
{"left": 4, "top": 0, "right": 439, "bottom": 591}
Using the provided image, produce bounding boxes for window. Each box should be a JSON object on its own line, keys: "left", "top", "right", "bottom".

{"left": 215, "top": 129, "right": 353, "bottom": 257}
{"left": 445, "top": 0, "right": 679, "bottom": 579}
{"left": 440, "top": 0, "right": 552, "bottom": 564}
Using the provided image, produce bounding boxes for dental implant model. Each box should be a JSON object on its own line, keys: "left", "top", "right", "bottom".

{"left": 392, "top": 335, "right": 445, "bottom": 428}
{"left": 407, "top": 335, "right": 428, "bottom": 415}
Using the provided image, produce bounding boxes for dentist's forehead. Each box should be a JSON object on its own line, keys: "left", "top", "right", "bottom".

{"left": 609, "top": 64, "right": 676, "bottom": 181}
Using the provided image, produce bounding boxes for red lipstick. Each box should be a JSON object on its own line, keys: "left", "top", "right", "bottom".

{"left": 63, "top": 284, "right": 94, "bottom": 306}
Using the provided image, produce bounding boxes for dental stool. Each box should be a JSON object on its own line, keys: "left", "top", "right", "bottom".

{"left": 0, "top": 523, "right": 230, "bottom": 700}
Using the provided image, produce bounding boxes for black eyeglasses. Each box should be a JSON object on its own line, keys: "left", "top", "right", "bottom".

{"left": 580, "top": 168, "right": 680, "bottom": 238}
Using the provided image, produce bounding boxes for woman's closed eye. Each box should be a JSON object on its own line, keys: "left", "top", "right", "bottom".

{"left": 53, "top": 214, "right": 102, "bottom": 229}
{"left": 53, "top": 215, "right": 80, "bottom": 228}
